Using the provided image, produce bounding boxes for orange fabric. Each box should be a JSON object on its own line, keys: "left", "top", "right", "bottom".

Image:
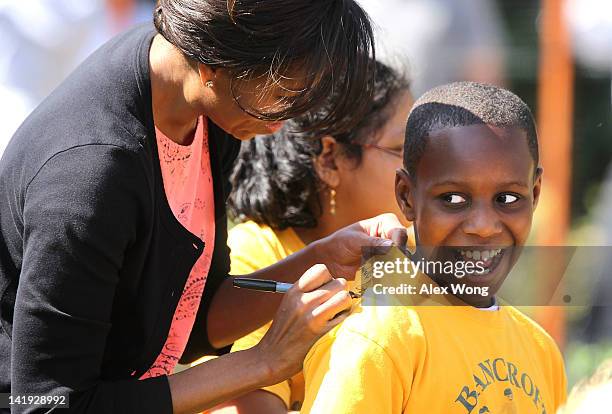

{"left": 141, "top": 116, "right": 216, "bottom": 378}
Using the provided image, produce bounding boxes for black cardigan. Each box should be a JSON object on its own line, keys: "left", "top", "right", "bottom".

{"left": 0, "top": 24, "right": 240, "bottom": 413}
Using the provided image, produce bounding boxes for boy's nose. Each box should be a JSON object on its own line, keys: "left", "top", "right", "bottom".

{"left": 461, "top": 205, "right": 503, "bottom": 239}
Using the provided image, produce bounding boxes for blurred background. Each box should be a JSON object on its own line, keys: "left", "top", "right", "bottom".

{"left": 1, "top": 0, "right": 610, "bottom": 389}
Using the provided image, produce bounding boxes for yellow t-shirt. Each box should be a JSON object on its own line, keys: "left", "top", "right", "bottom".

{"left": 228, "top": 221, "right": 307, "bottom": 409}
{"left": 302, "top": 299, "right": 567, "bottom": 414}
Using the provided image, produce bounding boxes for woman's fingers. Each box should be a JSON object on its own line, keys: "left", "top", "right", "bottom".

{"left": 311, "top": 289, "right": 353, "bottom": 329}
{"left": 325, "top": 306, "right": 351, "bottom": 330}
{"left": 360, "top": 213, "right": 408, "bottom": 246}
{"left": 295, "top": 265, "right": 350, "bottom": 321}
{"left": 316, "top": 213, "right": 409, "bottom": 280}
{"left": 389, "top": 226, "right": 408, "bottom": 247}
{"left": 301, "top": 277, "right": 348, "bottom": 306}
{"left": 256, "top": 264, "right": 354, "bottom": 383}
{"left": 296, "top": 263, "right": 334, "bottom": 292}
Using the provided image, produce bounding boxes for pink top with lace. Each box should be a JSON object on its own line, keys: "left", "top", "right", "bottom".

{"left": 140, "top": 116, "right": 216, "bottom": 379}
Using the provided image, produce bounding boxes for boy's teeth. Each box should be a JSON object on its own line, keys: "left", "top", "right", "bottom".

{"left": 458, "top": 249, "right": 502, "bottom": 260}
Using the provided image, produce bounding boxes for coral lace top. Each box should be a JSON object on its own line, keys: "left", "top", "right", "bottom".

{"left": 140, "top": 116, "right": 215, "bottom": 378}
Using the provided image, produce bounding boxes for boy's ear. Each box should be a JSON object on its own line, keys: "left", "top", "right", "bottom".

{"left": 532, "top": 167, "right": 543, "bottom": 210}
{"left": 395, "top": 168, "right": 416, "bottom": 221}
{"left": 313, "top": 136, "right": 341, "bottom": 188}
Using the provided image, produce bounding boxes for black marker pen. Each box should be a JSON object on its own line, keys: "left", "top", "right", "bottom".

{"left": 233, "top": 277, "right": 360, "bottom": 298}
{"left": 232, "top": 277, "right": 293, "bottom": 293}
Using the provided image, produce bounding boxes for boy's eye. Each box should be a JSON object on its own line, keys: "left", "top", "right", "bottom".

{"left": 497, "top": 194, "right": 520, "bottom": 204}
{"left": 442, "top": 194, "right": 467, "bottom": 204}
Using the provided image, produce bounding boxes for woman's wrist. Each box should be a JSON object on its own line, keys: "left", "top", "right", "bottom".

{"left": 308, "top": 237, "right": 329, "bottom": 266}
{"left": 249, "top": 341, "right": 303, "bottom": 389}
{"left": 248, "top": 344, "right": 280, "bottom": 386}
{"left": 169, "top": 346, "right": 281, "bottom": 413}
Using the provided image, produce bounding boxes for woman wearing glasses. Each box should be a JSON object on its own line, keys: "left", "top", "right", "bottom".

{"left": 205, "top": 61, "right": 413, "bottom": 413}
{"left": 0, "top": 1, "right": 407, "bottom": 413}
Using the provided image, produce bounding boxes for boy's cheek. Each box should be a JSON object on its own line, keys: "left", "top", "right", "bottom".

{"left": 512, "top": 219, "right": 534, "bottom": 246}
{"left": 504, "top": 206, "right": 535, "bottom": 244}
{"left": 416, "top": 209, "right": 462, "bottom": 245}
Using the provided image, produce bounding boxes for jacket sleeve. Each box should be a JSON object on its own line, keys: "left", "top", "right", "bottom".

{"left": 11, "top": 144, "right": 173, "bottom": 414}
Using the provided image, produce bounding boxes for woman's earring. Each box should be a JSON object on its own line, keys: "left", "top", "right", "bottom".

{"left": 329, "top": 188, "right": 337, "bottom": 215}
{"left": 205, "top": 80, "right": 214, "bottom": 88}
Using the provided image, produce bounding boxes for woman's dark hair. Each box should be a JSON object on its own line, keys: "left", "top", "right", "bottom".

{"left": 228, "top": 60, "right": 410, "bottom": 230}
{"left": 154, "top": 0, "right": 376, "bottom": 136}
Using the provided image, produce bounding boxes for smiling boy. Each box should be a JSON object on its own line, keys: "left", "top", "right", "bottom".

{"left": 301, "top": 82, "right": 567, "bottom": 414}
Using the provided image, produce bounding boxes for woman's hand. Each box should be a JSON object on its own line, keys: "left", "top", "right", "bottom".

{"left": 255, "top": 264, "right": 352, "bottom": 384}
{"left": 315, "top": 213, "right": 408, "bottom": 279}
{"left": 170, "top": 264, "right": 351, "bottom": 414}
{"left": 206, "top": 213, "right": 406, "bottom": 349}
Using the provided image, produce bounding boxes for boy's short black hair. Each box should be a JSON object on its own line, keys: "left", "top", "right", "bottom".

{"left": 403, "top": 81, "right": 539, "bottom": 175}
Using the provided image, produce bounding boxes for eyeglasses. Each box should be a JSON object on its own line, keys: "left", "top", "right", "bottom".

{"left": 358, "top": 143, "right": 404, "bottom": 158}
{"left": 232, "top": 93, "right": 290, "bottom": 122}
{"left": 230, "top": 77, "right": 300, "bottom": 122}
